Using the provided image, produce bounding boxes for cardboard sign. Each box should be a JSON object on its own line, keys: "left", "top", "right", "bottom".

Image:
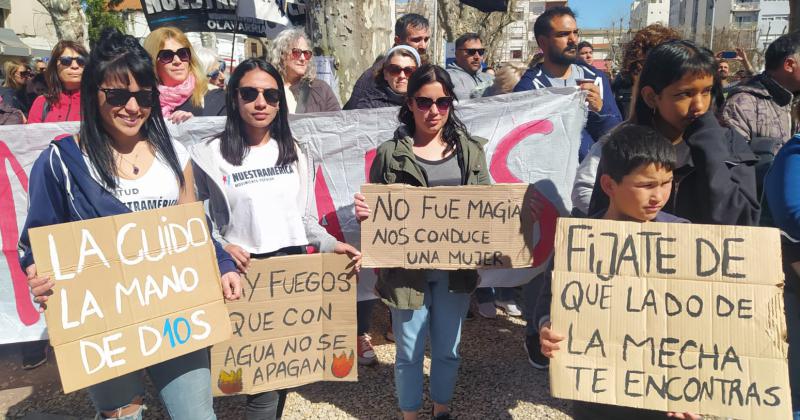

{"left": 210, "top": 254, "right": 357, "bottom": 396}
{"left": 29, "top": 203, "right": 232, "bottom": 393}
{"left": 359, "top": 184, "right": 534, "bottom": 269}
{"left": 549, "top": 218, "right": 790, "bottom": 419}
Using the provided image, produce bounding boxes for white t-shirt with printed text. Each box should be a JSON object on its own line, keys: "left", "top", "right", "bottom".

{"left": 84, "top": 139, "right": 190, "bottom": 213}
{"left": 213, "top": 138, "right": 308, "bottom": 254}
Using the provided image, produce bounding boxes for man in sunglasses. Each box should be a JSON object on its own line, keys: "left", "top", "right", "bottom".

{"left": 447, "top": 33, "right": 494, "bottom": 100}
{"left": 514, "top": 6, "right": 620, "bottom": 162}
{"left": 344, "top": 13, "right": 430, "bottom": 109}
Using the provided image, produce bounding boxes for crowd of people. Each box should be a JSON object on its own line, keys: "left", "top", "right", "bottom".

{"left": 9, "top": 4, "right": 800, "bottom": 420}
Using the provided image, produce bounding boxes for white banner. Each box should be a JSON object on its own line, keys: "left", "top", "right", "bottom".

{"left": 0, "top": 88, "right": 585, "bottom": 343}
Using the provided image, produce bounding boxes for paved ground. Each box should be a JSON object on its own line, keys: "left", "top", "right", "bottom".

{"left": 0, "top": 302, "right": 574, "bottom": 419}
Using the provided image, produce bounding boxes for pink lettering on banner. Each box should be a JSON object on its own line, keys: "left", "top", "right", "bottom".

{"left": 314, "top": 165, "right": 345, "bottom": 242}
{"left": 364, "top": 149, "right": 377, "bottom": 181}
{"left": 0, "top": 141, "right": 37, "bottom": 325}
{"left": 489, "top": 120, "right": 559, "bottom": 267}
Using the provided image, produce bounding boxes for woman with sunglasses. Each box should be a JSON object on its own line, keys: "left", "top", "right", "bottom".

{"left": 27, "top": 40, "right": 87, "bottom": 123}
{"left": 268, "top": 28, "right": 340, "bottom": 114}
{"left": 0, "top": 59, "right": 31, "bottom": 114}
{"left": 20, "top": 28, "right": 241, "bottom": 420}
{"left": 354, "top": 64, "right": 488, "bottom": 420}
{"left": 191, "top": 58, "right": 360, "bottom": 420}
{"left": 345, "top": 45, "right": 420, "bottom": 110}
{"left": 144, "top": 27, "right": 208, "bottom": 124}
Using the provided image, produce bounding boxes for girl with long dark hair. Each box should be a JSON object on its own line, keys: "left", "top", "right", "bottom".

{"left": 27, "top": 40, "right": 87, "bottom": 123}
{"left": 190, "top": 58, "right": 361, "bottom": 420}
{"left": 354, "top": 64, "right": 489, "bottom": 420}
{"left": 586, "top": 40, "right": 759, "bottom": 225}
{"left": 19, "top": 29, "right": 241, "bottom": 419}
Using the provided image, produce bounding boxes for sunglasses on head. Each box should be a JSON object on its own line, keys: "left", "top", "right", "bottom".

{"left": 156, "top": 47, "right": 191, "bottom": 65}
{"left": 100, "top": 88, "right": 155, "bottom": 108}
{"left": 58, "top": 56, "right": 86, "bottom": 67}
{"left": 414, "top": 96, "right": 453, "bottom": 113}
{"left": 458, "top": 48, "right": 485, "bottom": 57}
{"left": 290, "top": 48, "right": 312, "bottom": 60}
{"left": 238, "top": 87, "right": 281, "bottom": 104}
{"left": 385, "top": 64, "right": 416, "bottom": 77}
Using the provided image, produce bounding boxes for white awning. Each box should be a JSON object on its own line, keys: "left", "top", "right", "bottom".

{"left": 0, "top": 1, "right": 11, "bottom": 10}
{"left": 0, "top": 28, "right": 30, "bottom": 57}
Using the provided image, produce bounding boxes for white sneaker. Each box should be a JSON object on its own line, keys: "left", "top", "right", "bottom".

{"left": 496, "top": 300, "right": 522, "bottom": 317}
{"left": 477, "top": 302, "right": 497, "bottom": 319}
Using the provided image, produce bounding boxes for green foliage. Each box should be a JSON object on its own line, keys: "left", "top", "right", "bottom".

{"left": 84, "top": 0, "right": 127, "bottom": 45}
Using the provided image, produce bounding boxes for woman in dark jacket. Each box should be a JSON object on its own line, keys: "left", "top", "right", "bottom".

{"left": 269, "top": 28, "right": 340, "bottom": 114}
{"left": 345, "top": 45, "right": 421, "bottom": 110}
{"left": 354, "top": 64, "right": 489, "bottom": 420}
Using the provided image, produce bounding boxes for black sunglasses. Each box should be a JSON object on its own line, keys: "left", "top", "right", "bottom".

{"left": 58, "top": 56, "right": 86, "bottom": 67}
{"left": 156, "top": 47, "right": 191, "bottom": 65}
{"left": 414, "top": 96, "right": 453, "bottom": 113}
{"left": 100, "top": 88, "right": 155, "bottom": 108}
{"left": 385, "top": 64, "right": 416, "bottom": 77}
{"left": 457, "top": 48, "right": 486, "bottom": 57}
{"left": 238, "top": 87, "right": 281, "bottom": 104}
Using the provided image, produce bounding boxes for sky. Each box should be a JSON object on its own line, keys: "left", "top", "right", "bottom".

{"left": 564, "top": 0, "right": 631, "bottom": 29}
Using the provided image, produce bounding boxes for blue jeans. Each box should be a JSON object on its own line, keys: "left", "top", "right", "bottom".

{"left": 474, "top": 287, "right": 516, "bottom": 304}
{"left": 391, "top": 271, "right": 470, "bottom": 412}
{"left": 87, "top": 349, "right": 214, "bottom": 420}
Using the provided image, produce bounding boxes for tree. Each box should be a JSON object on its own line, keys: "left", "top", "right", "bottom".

{"left": 85, "top": 0, "right": 126, "bottom": 45}
{"left": 37, "top": 0, "right": 87, "bottom": 45}
{"left": 306, "top": 0, "right": 394, "bottom": 102}
{"left": 436, "top": 0, "right": 518, "bottom": 66}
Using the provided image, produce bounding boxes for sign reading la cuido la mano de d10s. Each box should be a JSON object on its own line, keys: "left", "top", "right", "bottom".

{"left": 29, "top": 202, "right": 232, "bottom": 393}
{"left": 549, "top": 218, "right": 791, "bottom": 420}
{"left": 210, "top": 253, "right": 357, "bottom": 396}
{"left": 359, "top": 183, "right": 535, "bottom": 269}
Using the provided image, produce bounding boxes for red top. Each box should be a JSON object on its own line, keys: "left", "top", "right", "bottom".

{"left": 27, "top": 90, "right": 81, "bottom": 124}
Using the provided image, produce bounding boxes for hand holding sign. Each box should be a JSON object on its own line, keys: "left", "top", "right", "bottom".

{"left": 26, "top": 264, "right": 53, "bottom": 311}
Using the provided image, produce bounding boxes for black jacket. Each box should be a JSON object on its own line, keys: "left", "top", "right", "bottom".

{"left": 344, "top": 83, "right": 404, "bottom": 110}
{"left": 588, "top": 112, "right": 760, "bottom": 226}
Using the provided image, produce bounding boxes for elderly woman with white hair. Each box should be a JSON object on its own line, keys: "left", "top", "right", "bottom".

{"left": 269, "top": 27, "right": 340, "bottom": 113}
{"left": 195, "top": 46, "right": 229, "bottom": 116}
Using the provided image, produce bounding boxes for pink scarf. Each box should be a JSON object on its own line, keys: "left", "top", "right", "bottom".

{"left": 158, "top": 74, "right": 196, "bottom": 117}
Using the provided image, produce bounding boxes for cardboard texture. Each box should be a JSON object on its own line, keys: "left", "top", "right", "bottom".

{"left": 210, "top": 253, "right": 357, "bottom": 396}
{"left": 360, "top": 183, "right": 534, "bottom": 269}
{"left": 29, "top": 202, "right": 232, "bottom": 393}
{"left": 549, "top": 218, "right": 790, "bottom": 419}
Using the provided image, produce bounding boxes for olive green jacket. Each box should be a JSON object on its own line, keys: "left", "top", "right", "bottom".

{"left": 369, "top": 126, "right": 491, "bottom": 310}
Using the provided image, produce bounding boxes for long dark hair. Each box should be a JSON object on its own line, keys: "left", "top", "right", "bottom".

{"left": 631, "top": 40, "right": 722, "bottom": 126}
{"left": 220, "top": 58, "right": 297, "bottom": 166}
{"left": 79, "top": 29, "right": 184, "bottom": 190}
{"left": 44, "top": 40, "right": 88, "bottom": 105}
{"left": 399, "top": 64, "right": 468, "bottom": 155}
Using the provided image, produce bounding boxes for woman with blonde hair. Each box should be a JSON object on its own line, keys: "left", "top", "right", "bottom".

{"left": 268, "top": 28, "right": 340, "bottom": 113}
{"left": 0, "top": 59, "right": 30, "bottom": 113}
{"left": 144, "top": 27, "right": 208, "bottom": 123}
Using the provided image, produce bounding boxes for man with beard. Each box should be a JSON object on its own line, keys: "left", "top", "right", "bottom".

{"left": 513, "top": 6, "right": 621, "bottom": 373}
{"left": 514, "top": 6, "right": 621, "bottom": 162}
{"left": 447, "top": 33, "right": 494, "bottom": 100}
{"left": 344, "top": 13, "right": 430, "bottom": 110}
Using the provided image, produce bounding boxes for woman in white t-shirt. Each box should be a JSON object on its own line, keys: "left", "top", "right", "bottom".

{"left": 20, "top": 29, "right": 242, "bottom": 420}
{"left": 191, "top": 58, "right": 361, "bottom": 420}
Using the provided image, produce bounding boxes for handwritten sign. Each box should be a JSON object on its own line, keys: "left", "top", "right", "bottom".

{"left": 549, "top": 218, "right": 790, "bottom": 419}
{"left": 360, "top": 184, "right": 534, "bottom": 269}
{"left": 29, "top": 203, "right": 232, "bottom": 393}
{"left": 210, "top": 254, "right": 357, "bottom": 395}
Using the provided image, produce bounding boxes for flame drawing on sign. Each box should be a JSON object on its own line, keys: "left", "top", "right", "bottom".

{"left": 331, "top": 349, "right": 355, "bottom": 378}
{"left": 217, "top": 368, "right": 243, "bottom": 394}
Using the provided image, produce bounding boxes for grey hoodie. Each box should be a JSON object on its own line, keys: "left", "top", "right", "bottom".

{"left": 446, "top": 62, "right": 494, "bottom": 101}
{"left": 190, "top": 139, "right": 338, "bottom": 254}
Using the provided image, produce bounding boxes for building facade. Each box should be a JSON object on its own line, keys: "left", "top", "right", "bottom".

{"left": 630, "top": 0, "right": 670, "bottom": 30}
{"left": 668, "top": 0, "right": 789, "bottom": 52}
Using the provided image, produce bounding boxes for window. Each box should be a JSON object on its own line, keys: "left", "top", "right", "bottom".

{"left": 512, "top": 50, "right": 523, "bottom": 59}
